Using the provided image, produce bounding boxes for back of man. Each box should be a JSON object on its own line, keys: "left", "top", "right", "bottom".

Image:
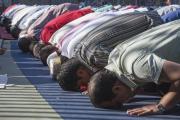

{"left": 64, "top": 9, "right": 160, "bottom": 60}
{"left": 11, "top": 5, "right": 52, "bottom": 38}
{"left": 18, "top": 5, "right": 51, "bottom": 31}
{"left": 11, "top": 6, "right": 38, "bottom": 27}
{"left": 27, "top": 3, "right": 79, "bottom": 41}
{"left": 77, "top": 11, "right": 163, "bottom": 71}
{"left": 2, "top": 4, "right": 26, "bottom": 19}
{"left": 106, "top": 19, "right": 180, "bottom": 88}
{"left": 1, "top": 5, "right": 27, "bottom": 30}
{"left": 48, "top": 12, "right": 101, "bottom": 46}
{"left": 40, "top": 8, "right": 93, "bottom": 44}
{"left": 59, "top": 12, "right": 100, "bottom": 56}
{"left": 63, "top": 10, "right": 130, "bottom": 59}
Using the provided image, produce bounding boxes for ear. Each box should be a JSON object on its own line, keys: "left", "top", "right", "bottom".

{"left": 77, "top": 66, "right": 92, "bottom": 78}
{"left": 76, "top": 66, "right": 85, "bottom": 76}
{"left": 112, "top": 85, "right": 122, "bottom": 95}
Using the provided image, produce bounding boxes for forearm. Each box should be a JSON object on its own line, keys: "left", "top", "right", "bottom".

{"left": 127, "top": 60, "right": 180, "bottom": 116}
{"left": 159, "top": 80, "right": 180, "bottom": 110}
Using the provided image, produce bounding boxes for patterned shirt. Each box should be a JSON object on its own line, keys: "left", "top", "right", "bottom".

{"left": 26, "top": 3, "right": 79, "bottom": 40}
{"left": 77, "top": 11, "right": 163, "bottom": 71}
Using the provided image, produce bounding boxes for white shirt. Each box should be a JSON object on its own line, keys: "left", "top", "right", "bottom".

{"left": 2, "top": 5, "right": 26, "bottom": 18}
{"left": 18, "top": 6, "right": 51, "bottom": 30}
{"left": 11, "top": 6, "right": 38, "bottom": 26}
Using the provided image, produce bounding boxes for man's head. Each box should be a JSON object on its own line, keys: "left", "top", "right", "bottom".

{"left": 33, "top": 42, "right": 47, "bottom": 59}
{"left": 47, "top": 52, "right": 68, "bottom": 80}
{"left": 2, "top": 17, "right": 11, "bottom": 30}
{"left": 88, "top": 69, "right": 135, "bottom": 109}
{"left": 39, "top": 45, "right": 58, "bottom": 66}
{"left": 18, "top": 37, "right": 33, "bottom": 53}
{"left": 29, "top": 40, "right": 38, "bottom": 55}
{"left": 57, "top": 58, "right": 92, "bottom": 91}
{"left": 10, "top": 25, "right": 21, "bottom": 38}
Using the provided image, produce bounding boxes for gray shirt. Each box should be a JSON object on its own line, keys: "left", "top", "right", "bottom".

{"left": 106, "top": 19, "right": 180, "bottom": 89}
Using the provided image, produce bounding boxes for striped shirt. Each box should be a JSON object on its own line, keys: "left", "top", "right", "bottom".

{"left": 26, "top": 3, "right": 79, "bottom": 40}
{"left": 77, "top": 11, "right": 163, "bottom": 72}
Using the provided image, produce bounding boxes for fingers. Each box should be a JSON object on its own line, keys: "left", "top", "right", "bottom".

{"left": 137, "top": 110, "right": 152, "bottom": 116}
{"left": 127, "top": 108, "right": 144, "bottom": 116}
{"left": 127, "top": 104, "right": 158, "bottom": 116}
{"left": 127, "top": 108, "right": 152, "bottom": 116}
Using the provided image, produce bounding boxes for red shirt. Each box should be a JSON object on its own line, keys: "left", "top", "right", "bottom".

{"left": 40, "top": 8, "right": 93, "bottom": 44}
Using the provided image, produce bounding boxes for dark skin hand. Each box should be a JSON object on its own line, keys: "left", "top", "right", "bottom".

{"left": 127, "top": 60, "right": 180, "bottom": 116}
{"left": 0, "top": 48, "right": 6, "bottom": 55}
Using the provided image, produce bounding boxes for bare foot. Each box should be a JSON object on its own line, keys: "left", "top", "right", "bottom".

{"left": 0, "top": 48, "right": 6, "bottom": 55}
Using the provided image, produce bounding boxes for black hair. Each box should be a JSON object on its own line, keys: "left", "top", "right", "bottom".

{"left": 57, "top": 58, "right": 85, "bottom": 91}
{"left": 60, "top": 54, "right": 69, "bottom": 64}
{"left": 1, "top": 17, "right": 11, "bottom": 32}
{"left": 51, "top": 62, "right": 61, "bottom": 80}
{"left": 2, "top": 17, "right": 10, "bottom": 26}
{"left": 33, "top": 42, "right": 47, "bottom": 59}
{"left": 29, "top": 40, "right": 38, "bottom": 55}
{"left": 18, "top": 37, "right": 32, "bottom": 53}
{"left": 88, "top": 68, "right": 119, "bottom": 108}
{"left": 0, "top": 16, "right": 4, "bottom": 26}
{"left": 39, "top": 45, "right": 58, "bottom": 66}
{"left": 10, "top": 25, "right": 21, "bottom": 38}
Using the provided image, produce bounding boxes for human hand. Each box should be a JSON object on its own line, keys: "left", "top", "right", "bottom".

{"left": 0, "top": 48, "right": 6, "bottom": 55}
{"left": 81, "top": 90, "right": 88, "bottom": 96}
{"left": 127, "top": 104, "right": 159, "bottom": 116}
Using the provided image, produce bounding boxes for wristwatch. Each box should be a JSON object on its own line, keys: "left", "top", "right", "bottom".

{"left": 156, "top": 104, "right": 167, "bottom": 114}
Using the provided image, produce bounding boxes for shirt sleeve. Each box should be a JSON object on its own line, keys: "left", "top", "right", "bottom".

{"left": 132, "top": 53, "right": 165, "bottom": 84}
{"left": 78, "top": 40, "right": 111, "bottom": 71}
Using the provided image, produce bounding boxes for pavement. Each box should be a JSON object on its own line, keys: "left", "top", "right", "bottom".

{"left": 0, "top": 40, "right": 62, "bottom": 120}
